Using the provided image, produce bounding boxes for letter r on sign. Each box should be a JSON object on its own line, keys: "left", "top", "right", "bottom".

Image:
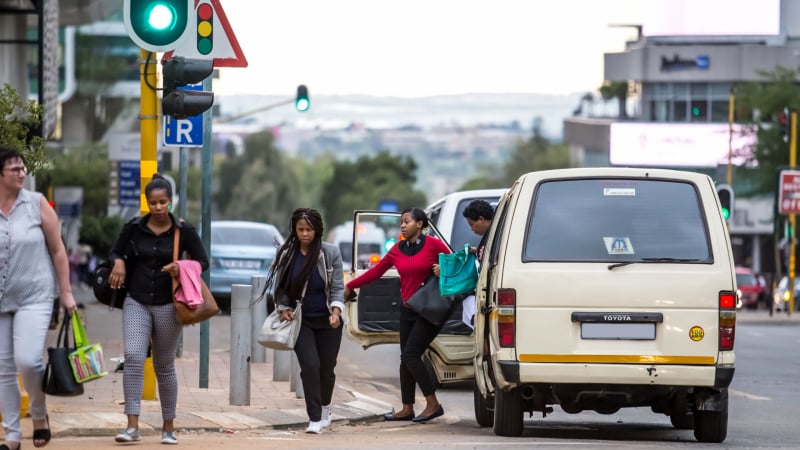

{"left": 177, "top": 119, "right": 193, "bottom": 144}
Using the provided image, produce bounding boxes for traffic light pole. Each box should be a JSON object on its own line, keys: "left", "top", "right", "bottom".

{"left": 140, "top": 49, "right": 159, "bottom": 215}
{"left": 199, "top": 76, "right": 213, "bottom": 388}
{"left": 139, "top": 48, "right": 158, "bottom": 400}
{"left": 789, "top": 112, "right": 797, "bottom": 315}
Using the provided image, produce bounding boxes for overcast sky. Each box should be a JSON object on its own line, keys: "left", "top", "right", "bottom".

{"left": 212, "top": 0, "right": 780, "bottom": 98}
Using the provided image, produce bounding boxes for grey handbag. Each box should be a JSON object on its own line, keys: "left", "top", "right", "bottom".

{"left": 258, "top": 300, "right": 303, "bottom": 351}
{"left": 257, "top": 280, "right": 308, "bottom": 351}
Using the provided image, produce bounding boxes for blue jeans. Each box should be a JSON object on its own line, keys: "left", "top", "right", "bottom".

{"left": 0, "top": 302, "right": 52, "bottom": 443}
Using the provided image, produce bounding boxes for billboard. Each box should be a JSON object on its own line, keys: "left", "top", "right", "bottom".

{"left": 643, "top": 0, "right": 780, "bottom": 37}
{"left": 609, "top": 123, "right": 757, "bottom": 168}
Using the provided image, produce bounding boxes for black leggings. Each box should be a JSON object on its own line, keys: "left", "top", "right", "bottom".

{"left": 399, "top": 307, "right": 443, "bottom": 405}
{"left": 294, "top": 315, "right": 343, "bottom": 421}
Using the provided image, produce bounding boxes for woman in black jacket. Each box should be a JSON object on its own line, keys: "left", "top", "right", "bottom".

{"left": 107, "top": 174, "right": 208, "bottom": 445}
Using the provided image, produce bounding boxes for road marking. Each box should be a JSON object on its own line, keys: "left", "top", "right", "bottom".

{"left": 729, "top": 388, "right": 770, "bottom": 400}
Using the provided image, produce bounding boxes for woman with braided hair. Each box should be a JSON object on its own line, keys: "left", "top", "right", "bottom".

{"left": 267, "top": 208, "right": 345, "bottom": 434}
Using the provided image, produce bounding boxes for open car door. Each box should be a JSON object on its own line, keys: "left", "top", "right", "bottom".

{"left": 344, "top": 210, "right": 475, "bottom": 385}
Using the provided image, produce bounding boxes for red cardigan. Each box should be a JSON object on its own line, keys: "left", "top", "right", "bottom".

{"left": 347, "top": 236, "right": 450, "bottom": 302}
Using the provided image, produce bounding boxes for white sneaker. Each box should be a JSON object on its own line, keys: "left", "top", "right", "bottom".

{"left": 320, "top": 405, "right": 332, "bottom": 428}
{"left": 305, "top": 421, "right": 323, "bottom": 434}
{"left": 160, "top": 431, "right": 178, "bottom": 445}
{"left": 114, "top": 428, "right": 141, "bottom": 443}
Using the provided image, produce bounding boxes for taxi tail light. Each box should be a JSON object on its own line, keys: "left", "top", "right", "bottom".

{"left": 369, "top": 254, "right": 381, "bottom": 265}
{"left": 497, "top": 289, "right": 516, "bottom": 348}
{"left": 719, "top": 291, "right": 736, "bottom": 351}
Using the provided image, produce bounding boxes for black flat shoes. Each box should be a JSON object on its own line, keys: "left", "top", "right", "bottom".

{"left": 383, "top": 412, "right": 415, "bottom": 421}
{"left": 412, "top": 405, "right": 444, "bottom": 423}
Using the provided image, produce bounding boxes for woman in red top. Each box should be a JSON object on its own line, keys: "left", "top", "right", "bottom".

{"left": 344, "top": 208, "right": 450, "bottom": 423}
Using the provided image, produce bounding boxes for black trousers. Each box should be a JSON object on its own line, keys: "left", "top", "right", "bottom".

{"left": 294, "top": 315, "right": 343, "bottom": 422}
{"left": 399, "top": 307, "right": 443, "bottom": 405}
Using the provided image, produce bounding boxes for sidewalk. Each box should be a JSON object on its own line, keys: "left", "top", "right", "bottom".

{"left": 33, "top": 289, "right": 390, "bottom": 439}
{"left": 735, "top": 308, "right": 800, "bottom": 325}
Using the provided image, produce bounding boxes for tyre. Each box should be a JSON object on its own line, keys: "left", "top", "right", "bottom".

{"left": 473, "top": 384, "right": 494, "bottom": 427}
{"left": 493, "top": 386, "right": 523, "bottom": 437}
{"left": 669, "top": 410, "right": 694, "bottom": 430}
{"left": 669, "top": 392, "right": 694, "bottom": 430}
{"left": 693, "top": 390, "right": 728, "bottom": 443}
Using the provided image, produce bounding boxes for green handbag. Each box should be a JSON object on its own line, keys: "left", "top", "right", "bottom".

{"left": 69, "top": 314, "right": 108, "bottom": 383}
{"left": 438, "top": 244, "right": 479, "bottom": 296}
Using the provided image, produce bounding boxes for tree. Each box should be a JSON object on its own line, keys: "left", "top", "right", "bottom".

{"left": 33, "top": 143, "right": 122, "bottom": 258}
{"left": 599, "top": 81, "right": 629, "bottom": 119}
{"left": 0, "top": 83, "right": 46, "bottom": 173}
{"left": 736, "top": 65, "right": 800, "bottom": 195}
{"left": 500, "top": 118, "right": 571, "bottom": 185}
{"left": 214, "top": 130, "right": 303, "bottom": 231}
{"left": 320, "top": 151, "right": 428, "bottom": 226}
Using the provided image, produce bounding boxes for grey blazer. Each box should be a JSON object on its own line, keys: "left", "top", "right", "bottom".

{"left": 274, "top": 242, "right": 345, "bottom": 314}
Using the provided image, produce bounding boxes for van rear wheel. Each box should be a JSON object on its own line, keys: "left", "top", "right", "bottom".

{"left": 493, "top": 386, "right": 523, "bottom": 437}
{"left": 693, "top": 390, "right": 728, "bottom": 443}
{"left": 473, "top": 384, "right": 494, "bottom": 427}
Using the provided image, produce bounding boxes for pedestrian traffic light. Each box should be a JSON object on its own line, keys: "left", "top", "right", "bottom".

{"left": 124, "top": 0, "right": 191, "bottom": 52}
{"left": 295, "top": 85, "right": 310, "bottom": 112}
{"left": 717, "top": 184, "right": 734, "bottom": 221}
{"left": 780, "top": 107, "right": 791, "bottom": 143}
{"left": 162, "top": 56, "right": 214, "bottom": 119}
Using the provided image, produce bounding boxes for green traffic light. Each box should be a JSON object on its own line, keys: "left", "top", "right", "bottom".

{"left": 721, "top": 207, "right": 730, "bottom": 220}
{"left": 296, "top": 99, "right": 310, "bottom": 112}
{"left": 295, "top": 84, "right": 310, "bottom": 112}
{"left": 124, "top": 0, "right": 189, "bottom": 51}
{"left": 147, "top": 3, "right": 177, "bottom": 30}
{"left": 692, "top": 106, "right": 700, "bottom": 116}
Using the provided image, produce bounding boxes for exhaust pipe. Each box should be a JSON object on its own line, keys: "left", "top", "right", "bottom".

{"left": 521, "top": 385, "right": 535, "bottom": 400}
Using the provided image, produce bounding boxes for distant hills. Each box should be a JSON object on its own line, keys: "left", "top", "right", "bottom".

{"left": 216, "top": 92, "right": 593, "bottom": 140}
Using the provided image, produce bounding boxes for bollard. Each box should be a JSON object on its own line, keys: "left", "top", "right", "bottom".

{"left": 250, "top": 275, "right": 268, "bottom": 364}
{"left": 143, "top": 355, "right": 157, "bottom": 400}
{"left": 273, "top": 349, "right": 291, "bottom": 382}
{"left": 229, "top": 284, "right": 252, "bottom": 406}
{"left": 290, "top": 353, "right": 304, "bottom": 399}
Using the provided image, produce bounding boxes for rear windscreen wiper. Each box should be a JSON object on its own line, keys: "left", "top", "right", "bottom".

{"left": 608, "top": 258, "right": 701, "bottom": 271}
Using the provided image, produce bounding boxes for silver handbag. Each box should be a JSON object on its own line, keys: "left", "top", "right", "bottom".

{"left": 258, "top": 280, "right": 307, "bottom": 351}
{"left": 258, "top": 301, "right": 302, "bottom": 351}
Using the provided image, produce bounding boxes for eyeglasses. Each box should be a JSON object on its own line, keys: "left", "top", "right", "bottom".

{"left": 3, "top": 166, "right": 27, "bottom": 175}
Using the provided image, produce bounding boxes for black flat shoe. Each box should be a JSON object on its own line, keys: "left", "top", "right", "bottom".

{"left": 33, "top": 414, "right": 50, "bottom": 448}
{"left": 383, "top": 412, "right": 415, "bottom": 421}
{"left": 412, "top": 405, "right": 444, "bottom": 423}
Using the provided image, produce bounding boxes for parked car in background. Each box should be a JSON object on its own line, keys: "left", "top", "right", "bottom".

{"left": 208, "top": 221, "right": 283, "bottom": 311}
{"left": 426, "top": 188, "right": 506, "bottom": 250}
{"left": 773, "top": 275, "right": 800, "bottom": 312}
{"left": 735, "top": 266, "right": 763, "bottom": 309}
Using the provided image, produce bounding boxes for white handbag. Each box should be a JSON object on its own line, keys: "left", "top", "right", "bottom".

{"left": 258, "top": 281, "right": 307, "bottom": 351}
{"left": 258, "top": 301, "right": 302, "bottom": 351}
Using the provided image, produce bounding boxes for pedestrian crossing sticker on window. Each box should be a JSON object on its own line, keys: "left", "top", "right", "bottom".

{"left": 603, "top": 237, "right": 635, "bottom": 254}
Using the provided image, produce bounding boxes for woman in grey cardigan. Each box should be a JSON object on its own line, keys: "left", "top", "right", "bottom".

{"left": 266, "top": 208, "right": 345, "bottom": 434}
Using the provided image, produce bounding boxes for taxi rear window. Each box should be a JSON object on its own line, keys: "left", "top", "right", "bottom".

{"left": 524, "top": 178, "right": 711, "bottom": 262}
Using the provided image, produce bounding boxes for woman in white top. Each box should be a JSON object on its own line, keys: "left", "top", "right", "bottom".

{"left": 0, "top": 146, "right": 77, "bottom": 450}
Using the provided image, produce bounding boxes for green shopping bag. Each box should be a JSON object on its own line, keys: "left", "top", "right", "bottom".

{"left": 69, "top": 314, "right": 108, "bottom": 383}
{"left": 438, "top": 244, "right": 479, "bottom": 296}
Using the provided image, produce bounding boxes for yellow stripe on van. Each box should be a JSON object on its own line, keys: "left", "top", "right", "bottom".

{"left": 518, "top": 354, "right": 716, "bottom": 365}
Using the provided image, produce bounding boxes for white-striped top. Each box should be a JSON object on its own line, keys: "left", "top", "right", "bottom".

{"left": 0, "top": 189, "right": 57, "bottom": 312}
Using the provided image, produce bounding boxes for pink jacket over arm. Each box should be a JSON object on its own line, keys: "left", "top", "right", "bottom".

{"left": 174, "top": 260, "right": 204, "bottom": 308}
